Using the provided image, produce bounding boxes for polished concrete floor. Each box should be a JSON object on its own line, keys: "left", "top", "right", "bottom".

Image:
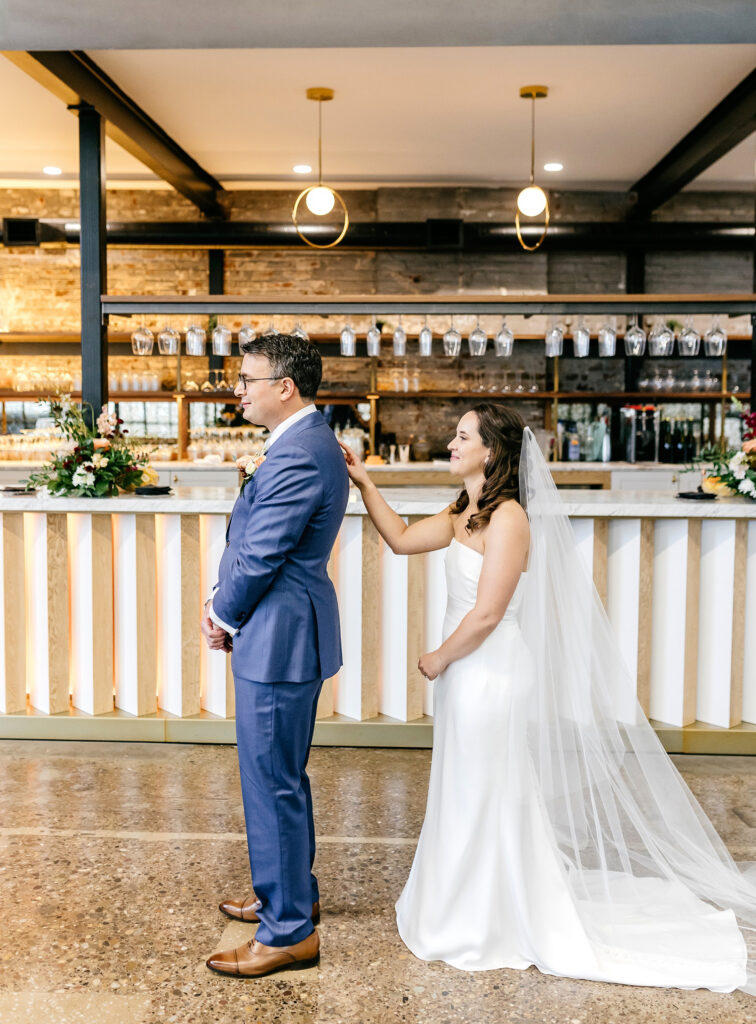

{"left": 2, "top": 741, "right": 756, "bottom": 1024}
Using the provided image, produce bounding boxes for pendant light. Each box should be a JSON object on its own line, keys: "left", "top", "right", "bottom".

{"left": 516, "top": 86, "right": 550, "bottom": 252}
{"left": 292, "top": 87, "right": 349, "bottom": 249}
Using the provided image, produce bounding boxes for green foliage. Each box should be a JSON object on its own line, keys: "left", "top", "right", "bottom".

{"left": 23, "top": 395, "right": 152, "bottom": 498}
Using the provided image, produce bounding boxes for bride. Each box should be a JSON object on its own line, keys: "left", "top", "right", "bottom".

{"left": 341, "top": 403, "right": 756, "bottom": 993}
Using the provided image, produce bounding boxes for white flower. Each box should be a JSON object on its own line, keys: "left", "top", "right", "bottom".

{"left": 72, "top": 466, "right": 95, "bottom": 488}
{"left": 729, "top": 451, "right": 747, "bottom": 480}
{"left": 738, "top": 477, "right": 756, "bottom": 497}
{"left": 59, "top": 394, "right": 73, "bottom": 413}
{"left": 91, "top": 452, "right": 109, "bottom": 468}
{"left": 57, "top": 439, "right": 77, "bottom": 456}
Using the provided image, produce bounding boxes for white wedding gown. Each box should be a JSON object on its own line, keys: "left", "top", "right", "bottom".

{"left": 395, "top": 536, "right": 749, "bottom": 990}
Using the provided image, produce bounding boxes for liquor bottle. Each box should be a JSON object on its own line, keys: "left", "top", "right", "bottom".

{"left": 672, "top": 421, "right": 685, "bottom": 464}
{"left": 659, "top": 420, "right": 672, "bottom": 463}
{"left": 683, "top": 420, "right": 696, "bottom": 461}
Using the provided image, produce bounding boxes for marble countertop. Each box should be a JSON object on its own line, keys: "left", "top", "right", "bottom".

{"left": 0, "top": 485, "right": 753, "bottom": 518}
{"left": 0, "top": 459, "right": 692, "bottom": 473}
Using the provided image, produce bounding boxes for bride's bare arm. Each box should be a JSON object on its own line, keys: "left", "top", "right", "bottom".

{"left": 418, "top": 501, "right": 530, "bottom": 680}
{"left": 339, "top": 442, "right": 455, "bottom": 554}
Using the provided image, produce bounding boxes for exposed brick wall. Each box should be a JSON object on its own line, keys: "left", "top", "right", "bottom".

{"left": 0, "top": 185, "right": 751, "bottom": 449}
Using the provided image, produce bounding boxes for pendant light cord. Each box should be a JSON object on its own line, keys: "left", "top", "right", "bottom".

{"left": 318, "top": 100, "right": 323, "bottom": 185}
{"left": 530, "top": 96, "right": 535, "bottom": 185}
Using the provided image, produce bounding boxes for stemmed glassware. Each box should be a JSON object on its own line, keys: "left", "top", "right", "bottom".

{"left": 648, "top": 317, "right": 674, "bottom": 357}
{"left": 443, "top": 319, "right": 462, "bottom": 357}
{"left": 238, "top": 324, "right": 257, "bottom": 351}
{"left": 211, "top": 317, "right": 232, "bottom": 356}
{"left": 572, "top": 317, "right": 590, "bottom": 358}
{"left": 418, "top": 318, "right": 433, "bottom": 357}
{"left": 624, "top": 316, "right": 646, "bottom": 357}
{"left": 157, "top": 323, "right": 180, "bottom": 355}
{"left": 545, "top": 318, "right": 564, "bottom": 357}
{"left": 291, "top": 323, "right": 309, "bottom": 341}
{"left": 677, "top": 317, "right": 700, "bottom": 357}
{"left": 340, "top": 320, "right": 356, "bottom": 356}
{"left": 704, "top": 316, "right": 727, "bottom": 356}
{"left": 185, "top": 323, "right": 207, "bottom": 356}
{"left": 494, "top": 318, "right": 514, "bottom": 357}
{"left": 468, "top": 318, "right": 488, "bottom": 357}
{"left": 598, "top": 319, "right": 617, "bottom": 357}
{"left": 392, "top": 317, "right": 407, "bottom": 357}
{"left": 366, "top": 317, "right": 381, "bottom": 357}
{"left": 131, "top": 321, "right": 154, "bottom": 356}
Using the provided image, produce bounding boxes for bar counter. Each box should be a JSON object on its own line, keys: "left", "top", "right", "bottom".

{"left": 0, "top": 486, "right": 753, "bottom": 753}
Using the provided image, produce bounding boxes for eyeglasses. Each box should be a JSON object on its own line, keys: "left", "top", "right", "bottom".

{"left": 237, "top": 373, "right": 283, "bottom": 389}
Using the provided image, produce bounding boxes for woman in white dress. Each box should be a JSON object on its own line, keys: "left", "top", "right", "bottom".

{"left": 342, "top": 403, "right": 756, "bottom": 994}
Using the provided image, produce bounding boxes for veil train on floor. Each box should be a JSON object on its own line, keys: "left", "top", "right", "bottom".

{"left": 516, "top": 426, "right": 756, "bottom": 992}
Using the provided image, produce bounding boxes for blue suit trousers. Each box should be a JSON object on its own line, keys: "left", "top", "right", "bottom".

{"left": 234, "top": 674, "right": 323, "bottom": 947}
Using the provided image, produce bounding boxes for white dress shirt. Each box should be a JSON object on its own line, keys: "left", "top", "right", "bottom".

{"left": 208, "top": 404, "right": 318, "bottom": 637}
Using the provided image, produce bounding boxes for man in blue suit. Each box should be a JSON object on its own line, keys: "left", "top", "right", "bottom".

{"left": 201, "top": 333, "right": 349, "bottom": 978}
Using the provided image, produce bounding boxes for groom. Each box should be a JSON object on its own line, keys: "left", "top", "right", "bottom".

{"left": 201, "top": 333, "right": 349, "bottom": 978}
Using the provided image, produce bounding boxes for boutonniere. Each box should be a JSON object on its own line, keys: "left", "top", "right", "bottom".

{"left": 237, "top": 453, "right": 266, "bottom": 494}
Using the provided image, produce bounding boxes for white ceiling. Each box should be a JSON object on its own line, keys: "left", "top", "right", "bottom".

{"left": 0, "top": 45, "right": 754, "bottom": 192}
{"left": 3, "top": 0, "right": 755, "bottom": 49}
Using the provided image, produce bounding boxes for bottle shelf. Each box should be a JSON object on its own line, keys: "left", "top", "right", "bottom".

{"left": 0, "top": 389, "right": 749, "bottom": 404}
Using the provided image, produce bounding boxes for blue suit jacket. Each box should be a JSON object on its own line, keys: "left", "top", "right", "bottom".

{"left": 213, "top": 411, "right": 349, "bottom": 683}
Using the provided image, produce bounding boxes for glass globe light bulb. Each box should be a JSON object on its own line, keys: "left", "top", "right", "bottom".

{"left": 517, "top": 185, "right": 547, "bottom": 217}
{"left": 306, "top": 186, "right": 336, "bottom": 216}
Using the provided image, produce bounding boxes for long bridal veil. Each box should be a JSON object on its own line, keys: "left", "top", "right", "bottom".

{"left": 516, "top": 426, "right": 756, "bottom": 992}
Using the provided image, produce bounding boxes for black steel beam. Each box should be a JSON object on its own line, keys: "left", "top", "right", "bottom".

{"left": 29, "top": 218, "right": 756, "bottom": 252}
{"left": 629, "top": 68, "right": 756, "bottom": 219}
{"left": 7, "top": 51, "right": 226, "bottom": 220}
{"left": 208, "top": 249, "right": 225, "bottom": 370}
{"left": 78, "top": 104, "right": 108, "bottom": 425}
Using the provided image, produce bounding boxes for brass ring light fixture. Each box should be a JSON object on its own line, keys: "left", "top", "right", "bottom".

{"left": 515, "top": 85, "right": 550, "bottom": 252}
{"left": 292, "top": 87, "right": 350, "bottom": 249}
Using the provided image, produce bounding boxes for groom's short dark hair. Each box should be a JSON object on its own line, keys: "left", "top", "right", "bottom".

{"left": 240, "top": 333, "right": 322, "bottom": 401}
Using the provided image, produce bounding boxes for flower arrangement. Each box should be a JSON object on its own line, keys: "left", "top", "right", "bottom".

{"left": 699, "top": 402, "right": 756, "bottom": 500}
{"left": 236, "top": 452, "right": 266, "bottom": 494}
{"left": 24, "top": 396, "right": 153, "bottom": 497}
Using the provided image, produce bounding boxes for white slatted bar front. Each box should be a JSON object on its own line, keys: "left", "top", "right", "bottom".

{"left": 333, "top": 516, "right": 364, "bottom": 720}
{"left": 649, "top": 519, "right": 691, "bottom": 727}
{"left": 742, "top": 521, "right": 756, "bottom": 724}
{"left": 199, "top": 514, "right": 234, "bottom": 718}
{"left": 379, "top": 519, "right": 410, "bottom": 720}
{"left": 697, "top": 520, "right": 738, "bottom": 728}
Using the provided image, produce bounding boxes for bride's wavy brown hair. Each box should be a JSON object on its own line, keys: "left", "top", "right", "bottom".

{"left": 450, "top": 403, "right": 526, "bottom": 533}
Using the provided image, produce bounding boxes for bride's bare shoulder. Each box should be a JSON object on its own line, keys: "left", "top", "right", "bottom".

{"left": 490, "top": 498, "right": 529, "bottom": 535}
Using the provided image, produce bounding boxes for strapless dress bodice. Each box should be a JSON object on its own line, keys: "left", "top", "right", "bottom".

{"left": 444, "top": 536, "right": 526, "bottom": 626}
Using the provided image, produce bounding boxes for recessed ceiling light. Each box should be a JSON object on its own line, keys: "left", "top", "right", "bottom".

{"left": 43, "top": 166, "right": 63, "bottom": 176}
{"left": 543, "top": 162, "right": 563, "bottom": 173}
{"left": 293, "top": 164, "right": 312, "bottom": 174}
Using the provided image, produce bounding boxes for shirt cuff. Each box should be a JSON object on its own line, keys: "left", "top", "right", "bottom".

{"left": 209, "top": 602, "right": 238, "bottom": 637}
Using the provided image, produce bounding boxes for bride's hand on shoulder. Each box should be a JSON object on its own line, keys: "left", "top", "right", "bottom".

{"left": 338, "top": 441, "right": 371, "bottom": 489}
{"left": 418, "top": 649, "right": 446, "bottom": 681}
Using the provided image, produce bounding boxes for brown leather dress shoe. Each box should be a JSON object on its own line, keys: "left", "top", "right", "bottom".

{"left": 219, "top": 896, "right": 320, "bottom": 925}
{"left": 206, "top": 930, "right": 320, "bottom": 978}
